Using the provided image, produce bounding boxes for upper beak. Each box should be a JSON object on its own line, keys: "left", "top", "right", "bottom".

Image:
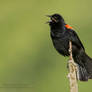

{"left": 46, "top": 15, "right": 52, "bottom": 24}
{"left": 46, "top": 15, "right": 52, "bottom": 18}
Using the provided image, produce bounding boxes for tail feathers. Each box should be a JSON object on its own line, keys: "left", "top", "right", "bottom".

{"left": 84, "top": 54, "right": 92, "bottom": 79}
{"left": 76, "top": 64, "right": 89, "bottom": 81}
{"left": 73, "top": 51, "right": 92, "bottom": 81}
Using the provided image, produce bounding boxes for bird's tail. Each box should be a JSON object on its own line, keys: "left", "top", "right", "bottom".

{"left": 73, "top": 51, "right": 92, "bottom": 81}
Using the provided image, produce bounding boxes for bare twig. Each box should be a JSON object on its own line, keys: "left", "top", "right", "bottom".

{"left": 68, "top": 41, "right": 78, "bottom": 92}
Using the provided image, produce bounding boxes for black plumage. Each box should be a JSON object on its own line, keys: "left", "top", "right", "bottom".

{"left": 47, "top": 14, "right": 92, "bottom": 81}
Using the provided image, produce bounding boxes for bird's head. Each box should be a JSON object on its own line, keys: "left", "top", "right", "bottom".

{"left": 46, "top": 14, "right": 64, "bottom": 26}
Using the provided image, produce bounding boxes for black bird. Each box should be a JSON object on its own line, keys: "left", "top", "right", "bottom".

{"left": 47, "top": 13, "right": 92, "bottom": 81}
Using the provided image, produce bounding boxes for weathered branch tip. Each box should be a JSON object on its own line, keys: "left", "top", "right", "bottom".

{"left": 68, "top": 41, "right": 78, "bottom": 92}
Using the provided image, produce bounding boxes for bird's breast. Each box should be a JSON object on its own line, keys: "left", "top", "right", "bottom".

{"left": 50, "top": 32, "right": 69, "bottom": 56}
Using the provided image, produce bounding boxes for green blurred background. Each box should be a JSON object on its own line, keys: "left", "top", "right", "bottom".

{"left": 0, "top": 0, "right": 92, "bottom": 92}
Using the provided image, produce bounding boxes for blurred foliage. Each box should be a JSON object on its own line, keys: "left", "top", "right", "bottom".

{"left": 0, "top": 0, "right": 92, "bottom": 92}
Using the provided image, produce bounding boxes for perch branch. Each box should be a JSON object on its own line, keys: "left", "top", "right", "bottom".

{"left": 68, "top": 41, "right": 78, "bottom": 92}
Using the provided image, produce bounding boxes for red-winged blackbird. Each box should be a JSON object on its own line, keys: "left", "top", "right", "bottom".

{"left": 47, "top": 14, "right": 92, "bottom": 81}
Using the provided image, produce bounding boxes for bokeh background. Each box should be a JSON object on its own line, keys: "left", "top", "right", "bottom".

{"left": 0, "top": 0, "right": 92, "bottom": 92}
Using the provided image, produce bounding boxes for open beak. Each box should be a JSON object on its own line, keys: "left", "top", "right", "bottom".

{"left": 46, "top": 15, "right": 57, "bottom": 24}
{"left": 46, "top": 15, "right": 52, "bottom": 24}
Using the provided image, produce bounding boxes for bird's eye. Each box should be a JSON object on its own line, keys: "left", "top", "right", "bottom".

{"left": 54, "top": 17, "right": 57, "bottom": 20}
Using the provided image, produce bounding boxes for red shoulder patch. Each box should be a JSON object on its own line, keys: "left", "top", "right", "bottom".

{"left": 65, "top": 24, "right": 72, "bottom": 29}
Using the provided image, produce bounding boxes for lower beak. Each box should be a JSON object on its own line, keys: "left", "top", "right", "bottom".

{"left": 46, "top": 20, "right": 52, "bottom": 24}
